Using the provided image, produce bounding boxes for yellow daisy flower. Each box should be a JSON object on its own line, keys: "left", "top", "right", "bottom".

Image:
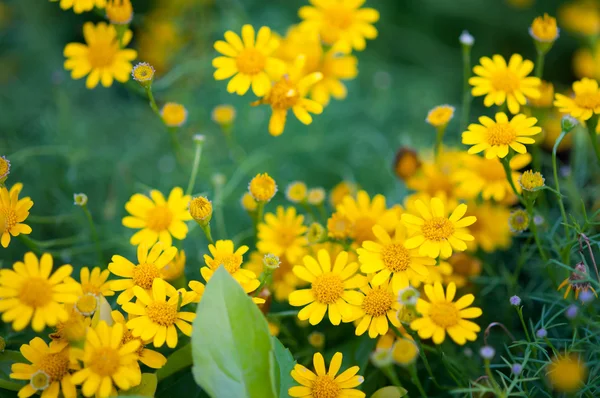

{"left": 469, "top": 54, "right": 540, "bottom": 114}
{"left": 63, "top": 22, "right": 137, "bottom": 89}
{"left": 249, "top": 172, "right": 278, "bottom": 203}
{"left": 547, "top": 354, "right": 587, "bottom": 393}
{"left": 213, "top": 24, "right": 285, "bottom": 96}
{"left": 111, "top": 311, "right": 167, "bottom": 369}
{"left": 408, "top": 261, "right": 453, "bottom": 288}
{"left": 529, "top": 13, "right": 560, "bottom": 43}
{"left": 161, "top": 249, "right": 186, "bottom": 281}
{"left": 71, "top": 321, "right": 141, "bottom": 397}
{"left": 554, "top": 78, "right": 600, "bottom": 121}
{"left": 288, "top": 250, "right": 366, "bottom": 325}
{"left": 253, "top": 56, "right": 323, "bottom": 136}
{"left": 56, "top": 0, "right": 106, "bottom": 14}
{"left": 75, "top": 266, "right": 114, "bottom": 297}
{"left": 201, "top": 239, "right": 256, "bottom": 284}
{"left": 528, "top": 80, "right": 555, "bottom": 107}
{"left": 0, "top": 252, "right": 79, "bottom": 332}
{"left": 122, "top": 187, "right": 192, "bottom": 247}
{"left": 445, "top": 253, "right": 482, "bottom": 289}
{"left": 392, "top": 338, "right": 419, "bottom": 366}
{"left": 285, "top": 181, "right": 308, "bottom": 203}
{"left": 357, "top": 225, "right": 434, "bottom": 292}
{"left": 353, "top": 279, "right": 401, "bottom": 338}
{"left": 289, "top": 352, "right": 365, "bottom": 398}
{"left": 122, "top": 279, "right": 196, "bottom": 348}
{"left": 426, "top": 105, "right": 455, "bottom": 127}
{"left": 108, "top": 242, "right": 177, "bottom": 305}
{"left": 465, "top": 202, "right": 511, "bottom": 253}
{"left": 299, "top": 0, "right": 380, "bottom": 52}
{"left": 335, "top": 190, "right": 398, "bottom": 245}
{"left": 161, "top": 103, "right": 188, "bottom": 127}
{"left": 10, "top": 338, "right": 78, "bottom": 398}
{"left": 462, "top": 112, "right": 541, "bottom": 159}
{"left": 49, "top": 305, "right": 91, "bottom": 349}
{"left": 327, "top": 212, "right": 353, "bottom": 240}
{"left": 0, "top": 183, "right": 33, "bottom": 248}
{"left": 258, "top": 206, "right": 308, "bottom": 263}
{"left": 329, "top": 181, "right": 358, "bottom": 207}
{"left": 410, "top": 282, "right": 482, "bottom": 345}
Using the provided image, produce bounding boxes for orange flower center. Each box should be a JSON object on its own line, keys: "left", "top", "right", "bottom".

{"left": 1, "top": 207, "right": 16, "bottom": 232}
{"left": 236, "top": 48, "right": 266, "bottom": 75}
{"left": 311, "top": 374, "right": 341, "bottom": 398}
{"left": 87, "top": 40, "right": 119, "bottom": 68}
{"left": 146, "top": 301, "right": 178, "bottom": 326}
{"left": 362, "top": 288, "right": 394, "bottom": 317}
{"left": 146, "top": 206, "right": 173, "bottom": 231}
{"left": 133, "top": 263, "right": 161, "bottom": 290}
{"left": 90, "top": 347, "right": 120, "bottom": 376}
{"left": 486, "top": 123, "right": 517, "bottom": 146}
{"left": 422, "top": 217, "right": 454, "bottom": 241}
{"left": 39, "top": 352, "right": 70, "bottom": 382}
{"left": 381, "top": 243, "right": 411, "bottom": 272}
{"left": 351, "top": 216, "right": 376, "bottom": 244}
{"left": 574, "top": 91, "right": 600, "bottom": 110}
{"left": 490, "top": 70, "right": 520, "bottom": 93}
{"left": 19, "top": 278, "right": 53, "bottom": 308}
{"left": 268, "top": 78, "right": 300, "bottom": 110}
{"left": 429, "top": 301, "right": 460, "bottom": 328}
{"left": 312, "top": 273, "right": 344, "bottom": 304}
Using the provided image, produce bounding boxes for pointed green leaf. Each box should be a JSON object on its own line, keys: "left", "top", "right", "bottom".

{"left": 371, "top": 386, "right": 408, "bottom": 398}
{"left": 271, "top": 337, "right": 296, "bottom": 398}
{"left": 119, "top": 373, "right": 157, "bottom": 397}
{"left": 156, "top": 343, "right": 192, "bottom": 381}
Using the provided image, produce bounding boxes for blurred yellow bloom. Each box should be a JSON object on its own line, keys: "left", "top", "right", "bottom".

{"left": 211, "top": 104, "right": 236, "bottom": 126}
{"left": 554, "top": 78, "right": 600, "bottom": 121}
{"left": 541, "top": 111, "right": 573, "bottom": 152}
{"left": 106, "top": 0, "right": 133, "bottom": 25}
{"left": 508, "top": 209, "right": 530, "bottom": 233}
{"left": 411, "top": 282, "right": 482, "bottom": 345}
{"left": 462, "top": 112, "right": 541, "bottom": 159}
{"left": 0, "top": 155, "right": 10, "bottom": 182}
{"left": 63, "top": 22, "right": 137, "bottom": 89}
{"left": 240, "top": 192, "right": 258, "bottom": 212}
{"left": 258, "top": 206, "right": 307, "bottom": 263}
{"left": 327, "top": 212, "right": 353, "bottom": 239}
{"left": 308, "top": 331, "right": 325, "bottom": 348}
{"left": 161, "top": 102, "right": 188, "bottom": 127}
{"left": 445, "top": 253, "right": 482, "bottom": 288}
{"left": 213, "top": 24, "right": 285, "bottom": 96}
{"left": 426, "top": 105, "right": 455, "bottom": 127}
{"left": 299, "top": 0, "right": 379, "bottom": 52}
{"left": 285, "top": 181, "right": 308, "bottom": 203}
{"left": 392, "top": 338, "right": 419, "bottom": 366}
{"left": 137, "top": 14, "right": 183, "bottom": 74}
{"left": 465, "top": 202, "right": 512, "bottom": 253}
{"left": 122, "top": 187, "right": 192, "bottom": 247}
{"left": 406, "top": 161, "right": 457, "bottom": 199}
{"left": 245, "top": 252, "right": 302, "bottom": 301}
{"left": 353, "top": 280, "right": 401, "bottom": 338}
{"left": 268, "top": 322, "right": 280, "bottom": 336}
{"left": 307, "top": 187, "right": 326, "bottom": 205}
{"left": 0, "top": 183, "right": 33, "bottom": 248}
{"left": 329, "top": 181, "right": 358, "bottom": 207}
{"left": 547, "top": 354, "right": 587, "bottom": 393}
{"left": 50, "top": 305, "right": 90, "bottom": 348}
{"left": 161, "top": 250, "right": 186, "bottom": 281}
{"left": 56, "top": 0, "right": 106, "bottom": 14}
{"left": 528, "top": 81, "right": 554, "bottom": 107}
{"left": 559, "top": 1, "right": 600, "bottom": 36}
{"left": 249, "top": 173, "right": 277, "bottom": 202}
{"left": 393, "top": 147, "right": 421, "bottom": 181}
{"left": 408, "top": 261, "right": 453, "bottom": 288}
{"left": 469, "top": 54, "right": 540, "bottom": 114}
{"left": 529, "top": 14, "right": 559, "bottom": 43}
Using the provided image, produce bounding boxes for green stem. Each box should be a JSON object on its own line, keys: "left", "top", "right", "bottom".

{"left": 515, "top": 306, "right": 532, "bottom": 342}
{"left": 484, "top": 359, "right": 500, "bottom": 391}
{"left": 200, "top": 224, "right": 214, "bottom": 244}
{"left": 409, "top": 365, "right": 427, "bottom": 398}
{"left": 434, "top": 126, "right": 446, "bottom": 162}
{"left": 534, "top": 50, "right": 545, "bottom": 78}
{"left": 459, "top": 44, "right": 472, "bottom": 134}
{"left": 253, "top": 269, "right": 274, "bottom": 296}
{"left": 146, "top": 87, "right": 160, "bottom": 117}
{"left": 552, "top": 130, "right": 571, "bottom": 248}
{"left": 268, "top": 310, "right": 299, "bottom": 318}
{"left": 381, "top": 365, "right": 404, "bottom": 389}
{"left": 525, "top": 198, "right": 548, "bottom": 262}
{"left": 213, "top": 178, "right": 227, "bottom": 239}
{"left": 254, "top": 202, "right": 265, "bottom": 239}
{"left": 18, "top": 235, "right": 41, "bottom": 255}
{"left": 186, "top": 139, "right": 203, "bottom": 196}
{"left": 394, "top": 326, "right": 439, "bottom": 388}
{"left": 500, "top": 156, "right": 524, "bottom": 205}
{"left": 82, "top": 205, "right": 103, "bottom": 266}
{"left": 585, "top": 117, "right": 600, "bottom": 167}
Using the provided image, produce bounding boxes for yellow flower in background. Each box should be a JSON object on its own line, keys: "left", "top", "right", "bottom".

{"left": 559, "top": 1, "right": 600, "bottom": 36}
{"left": 161, "top": 103, "right": 188, "bottom": 127}
{"left": 453, "top": 154, "right": 530, "bottom": 203}
{"left": 122, "top": 187, "right": 192, "bottom": 247}
{"left": 391, "top": 338, "right": 419, "bottom": 366}
{"left": 330, "top": 181, "right": 358, "bottom": 207}
{"left": 240, "top": 192, "right": 258, "bottom": 212}
{"left": 520, "top": 170, "right": 545, "bottom": 191}
{"left": 289, "top": 352, "right": 365, "bottom": 398}
{"left": 131, "top": 62, "right": 155, "bottom": 84}
{"left": 254, "top": 56, "right": 323, "bottom": 136}
{"left": 286, "top": 181, "right": 308, "bottom": 203}
{"left": 0, "top": 155, "right": 10, "bottom": 181}
{"left": 445, "top": 253, "right": 482, "bottom": 288}
{"left": 402, "top": 197, "right": 476, "bottom": 259}
{"left": 393, "top": 147, "right": 421, "bottom": 181}
{"left": 211, "top": 104, "right": 236, "bottom": 126}
{"left": 56, "top": 0, "right": 106, "bottom": 14}
{"left": 122, "top": 279, "right": 196, "bottom": 348}
{"left": 353, "top": 280, "right": 401, "bottom": 338}
{"left": 547, "top": 354, "right": 588, "bottom": 393}
{"left": 335, "top": 190, "right": 398, "bottom": 245}
{"left": 0, "top": 252, "right": 79, "bottom": 332}
{"left": 161, "top": 250, "right": 186, "bottom": 281}
{"left": 462, "top": 113, "right": 541, "bottom": 159}
{"left": 75, "top": 266, "right": 114, "bottom": 297}
{"left": 106, "top": 0, "right": 133, "bottom": 25}
{"left": 299, "top": 0, "right": 379, "bottom": 52}
{"left": 406, "top": 161, "right": 457, "bottom": 199}
{"left": 109, "top": 242, "right": 177, "bottom": 305}
{"left": 201, "top": 240, "right": 259, "bottom": 291}
{"left": 554, "top": 78, "right": 600, "bottom": 121}
{"left": 509, "top": 209, "right": 530, "bottom": 233}
{"left": 10, "top": 338, "right": 78, "bottom": 398}
{"left": 289, "top": 250, "right": 365, "bottom": 325}
{"left": 188, "top": 280, "right": 205, "bottom": 303}
{"left": 426, "top": 105, "right": 455, "bottom": 127}
{"left": 410, "top": 282, "right": 482, "bottom": 345}
{"left": 0, "top": 183, "right": 33, "bottom": 248}
{"left": 111, "top": 311, "right": 167, "bottom": 369}
{"left": 529, "top": 13, "right": 559, "bottom": 43}
{"left": 408, "top": 261, "right": 453, "bottom": 288}
{"left": 249, "top": 173, "right": 278, "bottom": 202}
{"left": 309, "top": 49, "right": 358, "bottom": 106}
{"left": 307, "top": 187, "right": 326, "bottom": 205}
{"left": 541, "top": 111, "right": 573, "bottom": 152}
{"left": 213, "top": 24, "right": 285, "bottom": 96}
{"left": 327, "top": 212, "right": 353, "bottom": 240}
{"left": 258, "top": 206, "right": 308, "bottom": 263}
{"left": 245, "top": 252, "right": 302, "bottom": 301}
{"left": 71, "top": 321, "right": 141, "bottom": 397}
{"left": 469, "top": 54, "right": 540, "bottom": 114}
{"left": 63, "top": 22, "right": 137, "bottom": 89}
{"left": 528, "top": 81, "right": 554, "bottom": 107}
{"left": 357, "top": 225, "right": 434, "bottom": 292}
{"left": 465, "top": 202, "right": 512, "bottom": 253}
{"left": 49, "top": 305, "right": 91, "bottom": 349}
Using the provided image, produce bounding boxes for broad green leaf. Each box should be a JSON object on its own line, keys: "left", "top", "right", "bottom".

{"left": 371, "top": 386, "right": 408, "bottom": 398}
{"left": 156, "top": 343, "right": 192, "bottom": 381}
{"left": 119, "top": 373, "right": 157, "bottom": 397}
{"left": 0, "top": 350, "right": 25, "bottom": 392}
{"left": 191, "top": 267, "right": 276, "bottom": 398}
{"left": 271, "top": 337, "right": 296, "bottom": 398}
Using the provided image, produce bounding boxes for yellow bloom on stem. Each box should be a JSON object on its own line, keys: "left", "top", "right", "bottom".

{"left": 258, "top": 206, "right": 308, "bottom": 263}
{"left": 289, "top": 250, "right": 366, "bottom": 325}
{"left": 161, "top": 250, "right": 186, "bottom": 281}
{"left": 335, "top": 190, "right": 398, "bottom": 245}
{"left": 245, "top": 252, "right": 301, "bottom": 301}
{"left": 213, "top": 24, "right": 285, "bottom": 96}
{"left": 249, "top": 173, "right": 278, "bottom": 202}
{"left": 71, "top": 321, "right": 141, "bottom": 397}
{"left": 528, "top": 80, "right": 554, "bottom": 107}
{"left": 529, "top": 13, "right": 559, "bottom": 43}
{"left": 106, "top": 0, "right": 133, "bottom": 25}
{"left": 410, "top": 282, "right": 482, "bottom": 345}
{"left": 10, "top": 338, "right": 78, "bottom": 398}
{"left": 464, "top": 202, "right": 512, "bottom": 253}
{"left": 56, "top": 0, "right": 106, "bottom": 14}
{"left": 189, "top": 196, "right": 213, "bottom": 224}
{"left": 161, "top": 103, "right": 188, "bottom": 127}
{"left": 122, "top": 187, "right": 192, "bottom": 247}
{"left": 63, "top": 22, "right": 137, "bottom": 89}
{"left": 357, "top": 225, "right": 434, "bottom": 292}
{"left": 286, "top": 181, "right": 308, "bottom": 203}
{"left": 392, "top": 338, "right": 419, "bottom": 366}
{"left": 519, "top": 170, "right": 545, "bottom": 191}
{"left": 131, "top": 62, "right": 154, "bottom": 84}
{"left": 469, "top": 54, "right": 540, "bottom": 114}
{"left": 0, "top": 155, "right": 10, "bottom": 181}
{"left": 401, "top": 197, "right": 476, "bottom": 259}
{"left": 508, "top": 209, "right": 530, "bottom": 233}
{"left": 559, "top": 1, "right": 600, "bottom": 37}
{"left": 240, "top": 192, "right": 258, "bottom": 212}
{"left": 289, "top": 352, "right": 365, "bottom": 398}
{"left": 74, "top": 266, "right": 114, "bottom": 297}
{"left": 307, "top": 188, "right": 326, "bottom": 205}
{"left": 426, "top": 105, "right": 455, "bottom": 127}
{"left": 211, "top": 104, "right": 236, "bottom": 126}
{"left": 0, "top": 183, "right": 33, "bottom": 248}
{"left": 353, "top": 279, "right": 401, "bottom": 338}
{"left": 554, "top": 78, "right": 600, "bottom": 121}
{"left": 254, "top": 56, "right": 323, "bottom": 136}
{"left": 110, "top": 311, "right": 167, "bottom": 369}
{"left": 0, "top": 252, "right": 79, "bottom": 332}
{"left": 462, "top": 112, "right": 541, "bottom": 159}
{"left": 445, "top": 253, "right": 482, "bottom": 288}
{"left": 309, "top": 48, "right": 358, "bottom": 106}
{"left": 329, "top": 181, "right": 358, "bottom": 207}
{"left": 122, "top": 279, "right": 196, "bottom": 348}
{"left": 108, "top": 242, "right": 177, "bottom": 305}
{"left": 547, "top": 354, "right": 587, "bottom": 393}
{"left": 299, "top": 0, "right": 379, "bottom": 52}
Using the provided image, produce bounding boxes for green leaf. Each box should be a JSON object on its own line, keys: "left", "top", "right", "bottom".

{"left": 119, "top": 373, "right": 157, "bottom": 397}
{"left": 371, "top": 386, "right": 408, "bottom": 398}
{"left": 271, "top": 337, "right": 296, "bottom": 398}
{"left": 156, "top": 343, "right": 192, "bottom": 381}
{"left": 191, "top": 267, "right": 276, "bottom": 398}
{"left": 0, "top": 350, "right": 26, "bottom": 392}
